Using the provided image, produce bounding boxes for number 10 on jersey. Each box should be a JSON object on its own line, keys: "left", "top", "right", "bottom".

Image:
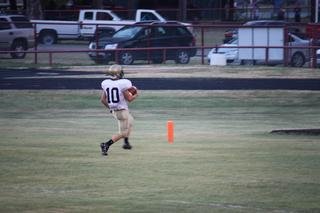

{"left": 106, "top": 87, "right": 120, "bottom": 103}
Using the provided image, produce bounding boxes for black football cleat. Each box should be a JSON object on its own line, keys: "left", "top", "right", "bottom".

{"left": 100, "top": 142, "right": 109, "bottom": 156}
{"left": 122, "top": 143, "right": 132, "bottom": 150}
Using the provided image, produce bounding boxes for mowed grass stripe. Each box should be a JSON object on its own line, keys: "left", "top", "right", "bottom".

{"left": 0, "top": 90, "right": 320, "bottom": 212}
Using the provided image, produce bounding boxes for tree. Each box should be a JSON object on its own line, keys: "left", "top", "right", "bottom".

{"left": 9, "top": 0, "right": 17, "bottom": 11}
{"left": 179, "top": 0, "right": 187, "bottom": 21}
{"left": 93, "top": 0, "right": 103, "bottom": 9}
{"left": 23, "top": 0, "right": 26, "bottom": 10}
{"left": 26, "top": 0, "right": 43, "bottom": 19}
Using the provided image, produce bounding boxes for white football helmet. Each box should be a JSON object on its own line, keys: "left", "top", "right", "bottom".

{"left": 106, "top": 64, "right": 124, "bottom": 79}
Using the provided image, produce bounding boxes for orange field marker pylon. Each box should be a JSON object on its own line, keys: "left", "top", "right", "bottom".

{"left": 167, "top": 120, "right": 174, "bottom": 144}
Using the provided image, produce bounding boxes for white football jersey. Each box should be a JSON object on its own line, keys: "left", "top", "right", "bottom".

{"left": 101, "top": 78, "right": 132, "bottom": 110}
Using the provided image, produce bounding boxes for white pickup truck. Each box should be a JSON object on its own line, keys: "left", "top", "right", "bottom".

{"left": 32, "top": 9, "right": 166, "bottom": 45}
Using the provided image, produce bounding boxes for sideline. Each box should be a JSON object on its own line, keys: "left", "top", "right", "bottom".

{"left": 1, "top": 67, "right": 320, "bottom": 90}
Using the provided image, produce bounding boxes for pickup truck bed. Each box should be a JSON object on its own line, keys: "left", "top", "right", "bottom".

{"left": 34, "top": 20, "right": 80, "bottom": 41}
{"left": 31, "top": 9, "right": 168, "bottom": 45}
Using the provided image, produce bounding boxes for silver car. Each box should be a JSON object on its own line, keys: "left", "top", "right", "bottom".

{"left": 208, "top": 33, "right": 310, "bottom": 67}
{"left": 0, "top": 14, "right": 35, "bottom": 58}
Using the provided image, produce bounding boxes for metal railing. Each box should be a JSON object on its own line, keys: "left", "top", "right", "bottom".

{"left": 1, "top": 21, "right": 319, "bottom": 68}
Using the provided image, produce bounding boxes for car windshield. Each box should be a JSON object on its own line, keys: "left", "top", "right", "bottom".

{"left": 113, "top": 26, "right": 143, "bottom": 39}
{"left": 227, "top": 38, "right": 238, "bottom": 44}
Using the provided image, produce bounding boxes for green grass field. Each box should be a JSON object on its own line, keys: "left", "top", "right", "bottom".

{"left": 1, "top": 90, "right": 320, "bottom": 212}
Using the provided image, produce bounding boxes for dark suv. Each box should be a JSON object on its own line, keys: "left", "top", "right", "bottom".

{"left": 0, "top": 14, "right": 34, "bottom": 59}
{"left": 88, "top": 21, "right": 197, "bottom": 65}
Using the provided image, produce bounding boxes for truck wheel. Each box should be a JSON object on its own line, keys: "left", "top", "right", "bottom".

{"left": 290, "top": 52, "right": 305, "bottom": 67}
{"left": 119, "top": 51, "right": 134, "bottom": 65}
{"left": 10, "top": 40, "right": 27, "bottom": 59}
{"left": 40, "top": 31, "right": 57, "bottom": 45}
{"left": 175, "top": 50, "right": 190, "bottom": 64}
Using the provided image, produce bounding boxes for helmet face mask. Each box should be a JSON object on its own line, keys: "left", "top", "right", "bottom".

{"left": 107, "top": 64, "right": 124, "bottom": 79}
{"left": 118, "top": 70, "right": 124, "bottom": 79}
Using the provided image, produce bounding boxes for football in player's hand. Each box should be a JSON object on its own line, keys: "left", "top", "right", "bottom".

{"left": 127, "top": 86, "right": 138, "bottom": 95}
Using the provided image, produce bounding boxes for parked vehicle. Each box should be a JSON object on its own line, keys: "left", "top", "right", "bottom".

{"left": 209, "top": 33, "right": 310, "bottom": 67}
{"left": 208, "top": 38, "right": 238, "bottom": 63}
{"left": 223, "top": 28, "right": 237, "bottom": 44}
{"left": 88, "top": 21, "right": 197, "bottom": 65}
{"left": 32, "top": 9, "right": 167, "bottom": 45}
{"left": 223, "top": 20, "right": 303, "bottom": 43}
{"left": 0, "top": 14, "right": 35, "bottom": 58}
{"left": 92, "top": 26, "right": 116, "bottom": 40}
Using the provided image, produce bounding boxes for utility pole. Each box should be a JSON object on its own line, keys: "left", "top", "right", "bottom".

{"left": 26, "top": 0, "right": 43, "bottom": 19}
{"left": 92, "top": 0, "right": 103, "bottom": 9}
{"left": 311, "top": 0, "right": 317, "bottom": 23}
{"left": 316, "top": 0, "right": 319, "bottom": 23}
{"left": 9, "top": 0, "right": 17, "bottom": 11}
{"left": 179, "top": 0, "right": 187, "bottom": 21}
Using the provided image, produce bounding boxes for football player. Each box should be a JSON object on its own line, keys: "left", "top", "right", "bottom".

{"left": 100, "top": 64, "right": 138, "bottom": 156}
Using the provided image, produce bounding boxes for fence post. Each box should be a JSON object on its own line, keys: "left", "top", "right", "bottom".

{"left": 95, "top": 24, "right": 98, "bottom": 47}
{"left": 201, "top": 26, "right": 204, "bottom": 64}
{"left": 115, "top": 49, "right": 119, "bottom": 64}
{"left": 266, "top": 46, "right": 269, "bottom": 65}
{"left": 49, "top": 52, "right": 52, "bottom": 66}
{"left": 311, "top": 44, "right": 317, "bottom": 68}
{"left": 34, "top": 23, "right": 38, "bottom": 64}
{"left": 284, "top": 26, "right": 288, "bottom": 67}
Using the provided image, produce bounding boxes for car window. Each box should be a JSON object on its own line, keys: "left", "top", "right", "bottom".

{"left": 113, "top": 26, "right": 143, "bottom": 39}
{"left": 135, "top": 28, "right": 151, "bottom": 39}
{"left": 176, "top": 27, "right": 189, "bottom": 36}
{"left": 96, "top": 28, "right": 115, "bottom": 38}
{"left": 10, "top": 16, "right": 32, "bottom": 28}
{"left": 154, "top": 27, "right": 166, "bottom": 37}
{"left": 141, "top": 12, "right": 158, "bottom": 21}
{"left": 163, "top": 26, "right": 177, "bottom": 36}
{"left": 0, "top": 18, "right": 11, "bottom": 30}
{"left": 84, "top": 12, "right": 93, "bottom": 20}
{"left": 288, "top": 35, "right": 294, "bottom": 43}
{"left": 228, "top": 38, "right": 238, "bottom": 44}
{"left": 96, "top": 12, "right": 113, "bottom": 21}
